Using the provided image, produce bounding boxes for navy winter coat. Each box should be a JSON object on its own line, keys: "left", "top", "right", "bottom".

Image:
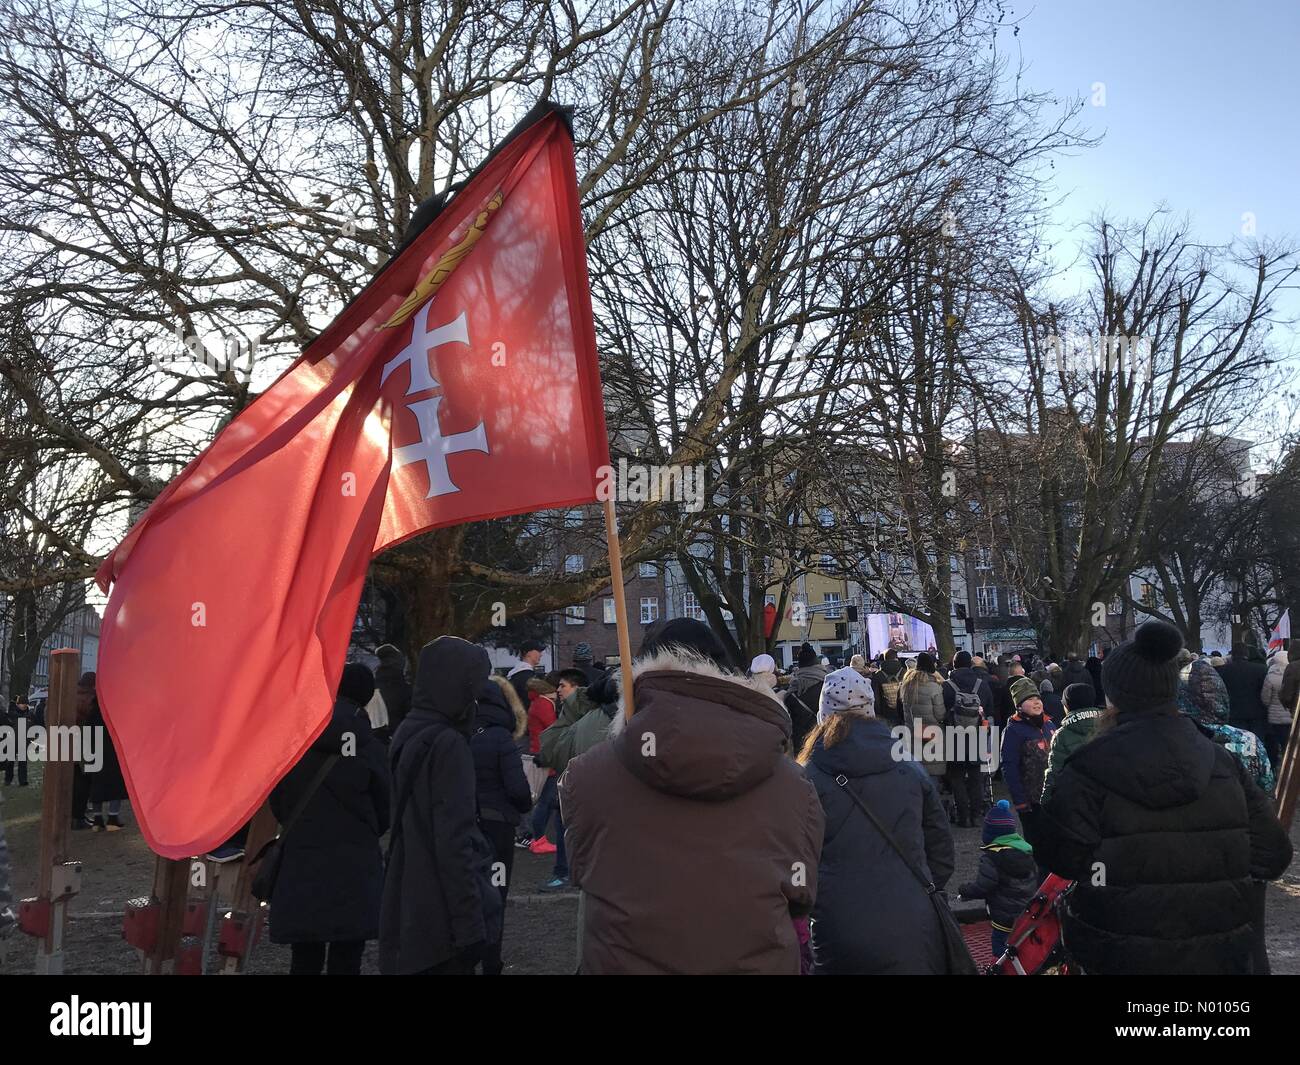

{"left": 268, "top": 698, "right": 390, "bottom": 944}
{"left": 470, "top": 679, "right": 532, "bottom": 827}
{"left": 1000, "top": 712, "right": 1056, "bottom": 808}
{"left": 803, "top": 716, "right": 956, "bottom": 974}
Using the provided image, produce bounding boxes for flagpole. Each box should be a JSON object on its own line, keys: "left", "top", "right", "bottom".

{"left": 603, "top": 497, "right": 636, "bottom": 720}
{"left": 1276, "top": 685, "right": 1300, "bottom": 832}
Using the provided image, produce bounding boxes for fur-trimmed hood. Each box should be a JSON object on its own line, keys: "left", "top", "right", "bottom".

{"left": 482, "top": 673, "right": 528, "bottom": 739}
{"left": 608, "top": 649, "right": 794, "bottom": 801}
{"left": 610, "top": 650, "right": 787, "bottom": 736}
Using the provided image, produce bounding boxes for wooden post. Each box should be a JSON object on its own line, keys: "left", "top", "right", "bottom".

{"left": 1275, "top": 687, "right": 1300, "bottom": 832}
{"left": 145, "top": 856, "right": 191, "bottom": 974}
{"left": 217, "top": 802, "right": 278, "bottom": 974}
{"left": 602, "top": 497, "right": 636, "bottom": 720}
{"left": 35, "top": 649, "right": 80, "bottom": 974}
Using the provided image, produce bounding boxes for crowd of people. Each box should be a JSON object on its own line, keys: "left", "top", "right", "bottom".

{"left": 1, "top": 624, "right": 1295, "bottom": 974}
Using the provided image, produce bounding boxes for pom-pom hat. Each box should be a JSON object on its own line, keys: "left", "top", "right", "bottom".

{"left": 1100, "top": 620, "right": 1184, "bottom": 714}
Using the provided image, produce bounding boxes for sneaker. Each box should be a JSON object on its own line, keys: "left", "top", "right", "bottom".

{"left": 205, "top": 844, "right": 245, "bottom": 863}
{"left": 529, "top": 838, "right": 557, "bottom": 855}
{"left": 539, "top": 877, "right": 571, "bottom": 893}
{"left": 90, "top": 815, "right": 105, "bottom": 832}
{"left": 513, "top": 836, "right": 534, "bottom": 851}
{"left": 105, "top": 815, "right": 124, "bottom": 832}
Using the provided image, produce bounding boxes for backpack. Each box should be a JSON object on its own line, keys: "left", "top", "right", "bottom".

{"left": 990, "top": 874, "right": 1078, "bottom": 975}
{"left": 945, "top": 675, "right": 985, "bottom": 726}
{"left": 879, "top": 673, "right": 904, "bottom": 722}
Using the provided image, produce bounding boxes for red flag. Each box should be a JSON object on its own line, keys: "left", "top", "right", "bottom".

{"left": 95, "top": 105, "right": 610, "bottom": 858}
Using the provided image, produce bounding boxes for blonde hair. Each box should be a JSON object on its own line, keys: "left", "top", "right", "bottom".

{"left": 796, "top": 712, "right": 857, "bottom": 765}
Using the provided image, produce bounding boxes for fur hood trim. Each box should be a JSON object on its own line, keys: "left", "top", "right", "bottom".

{"left": 610, "top": 649, "right": 788, "bottom": 737}
{"left": 487, "top": 673, "right": 528, "bottom": 739}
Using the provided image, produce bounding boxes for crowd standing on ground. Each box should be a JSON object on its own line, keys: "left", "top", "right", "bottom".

{"left": 2, "top": 619, "right": 1295, "bottom": 975}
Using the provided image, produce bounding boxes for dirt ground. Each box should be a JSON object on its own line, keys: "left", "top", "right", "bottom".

{"left": 3, "top": 760, "right": 1299, "bottom": 976}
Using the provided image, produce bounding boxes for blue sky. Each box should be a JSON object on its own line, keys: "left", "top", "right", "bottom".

{"left": 1007, "top": 0, "right": 1299, "bottom": 299}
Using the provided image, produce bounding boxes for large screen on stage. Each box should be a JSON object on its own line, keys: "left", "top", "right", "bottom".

{"left": 866, "top": 612, "right": 937, "bottom": 656}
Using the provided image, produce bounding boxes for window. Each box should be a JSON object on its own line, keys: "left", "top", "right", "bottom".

{"left": 1007, "top": 590, "right": 1027, "bottom": 617}
{"left": 1138, "top": 582, "right": 1156, "bottom": 608}
{"left": 764, "top": 594, "right": 776, "bottom": 608}
{"left": 974, "top": 547, "right": 991, "bottom": 571}
{"left": 565, "top": 605, "right": 585, "bottom": 625}
{"left": 819, "top": 554, "right": 837, "bottom": 575}
{"left": 823, "top": 592, "right": 842, "bottom": 620}
{"left": 564, "top": 508, "right": 583, "bottom": 529}
{"left": 1109, "top": 597, "right": 1123, "bottom": 616}
{"left": 899, "top": 554, "right": 913, "bottom": 575}
{"left": 603, "top": 598, "right": 616, "bottom": 624}
{"left": 638, "top": 561, "right": 657, "bottom": 578}
{"left": 950, "top": 555, "right": 960, "bottom": 573}
{"left": 640, "top": 597, "right": 660, "bottom": 624}
{"left": 977, "top": 586, "right": 999, "bottom": 617}
{"left": 564, "top": 554, "right": 583, "bottom": 574}
{"left": 682, "top": 592, "right": 704, "bottom": 621}
{"left": 817, "top": 506, "right": 835, "bottom": 528}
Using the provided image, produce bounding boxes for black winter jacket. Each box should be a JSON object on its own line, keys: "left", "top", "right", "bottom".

{"left": 268, "top": 698, "right": 389, "bottom": 944}
{"left": 1032, "top": 711, "right": 1293, "bottom": 975}
{"left": 1216, "top": 657, "right": 1269, "bottom": 738}
{"left": 959, "top": 843, "right": 1038, "bottom": 927}
{"left": 379, "top": 638, "right": 502, "bottom": 974}
{"left": 470, "top": 679, "right": 532, "bottom": 826}
{"left": 803, "top": 716, "right": 956, "bottom": 974}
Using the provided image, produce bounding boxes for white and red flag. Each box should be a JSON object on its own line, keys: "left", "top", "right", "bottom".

{"left": 95, "top": 104, "right": 610, "bottom": 858}
{"left": 1269, "top": 610, "right": 1290, "bottom": 653}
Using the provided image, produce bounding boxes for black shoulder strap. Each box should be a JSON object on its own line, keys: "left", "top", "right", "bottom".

{"left": 279, "top": 754, "right": 340, "bottom": 838}
{"left": 833, "top": 774, "right": 936, "bottom": 895}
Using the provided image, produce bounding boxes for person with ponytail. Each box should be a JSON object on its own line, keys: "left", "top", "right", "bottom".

{"left": 1031, "top": 621, "right": 1293, "bottom": 975}
{"left": 797, "top": 666, "right": 955, "bottom": 973}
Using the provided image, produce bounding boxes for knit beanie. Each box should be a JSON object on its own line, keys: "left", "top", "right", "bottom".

{"left": 749, "top": 653, "right": 776, "bottom": 675}
{"left": 797, "top": 643, "right": 818, "bottom": 668}
{"left": 818, "top": 666, "right": 875, "bottom": 722}
{"left": 339, "top": 662, "right": 376, "bottom": 707}
{"left": 916, "top": 652, "right": 936, "bottom": 675}
{"left": 983, "top": 800, "right": 1018, "bottom": 844}
{"left": 1009, "top": 676, "right": 1039, "bottom": 708}
{"left": 1062, "top": 682, "right": 1095, "bottom": 713}
{"left": 1101, "top": 620, "right": 1184, "bottom": 714}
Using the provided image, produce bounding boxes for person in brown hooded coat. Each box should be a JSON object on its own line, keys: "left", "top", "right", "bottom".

{"left": 560, "top": 618, "right": 824, "bottom": 974}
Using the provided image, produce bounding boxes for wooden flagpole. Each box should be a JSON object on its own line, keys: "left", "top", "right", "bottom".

{"left": 1275, "top": 686, "right": 1300, "bottom": 832}
{"left": 32, "top": 648, "right": 81, "bottom": 974}
{"left": 603, "top": 497, "right": 636, "bottom": 720}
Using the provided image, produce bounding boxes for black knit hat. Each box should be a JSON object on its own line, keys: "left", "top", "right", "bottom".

{"left": 1062, "top": 682, "right": 1095, "bottom": 712}
{"left": 339, "top": 662, "right": 376, "bottom": 707}
{"left": 797, "top": 642, "right": 818, "bottom": 668}
{"left": 1100, "top": 621, "right": 1183, "bottom": 714}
